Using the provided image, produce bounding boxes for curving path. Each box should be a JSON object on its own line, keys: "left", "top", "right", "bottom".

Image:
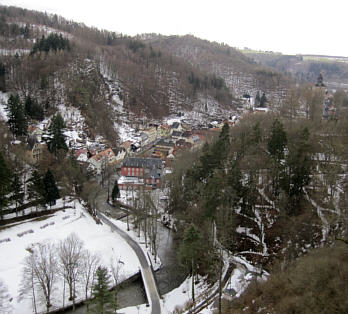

{"left": 96, "top": 211, "right": 162, "bottom": 314}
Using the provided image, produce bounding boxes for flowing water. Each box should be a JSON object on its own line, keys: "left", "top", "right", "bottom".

{"left": 64, "top": 222, "right": 185, "bottom": 313}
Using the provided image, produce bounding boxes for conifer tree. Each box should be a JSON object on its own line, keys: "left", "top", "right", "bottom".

{"left": 0, "top": 152, "right": 12, "bottom": 220}
{"left": 27, "top": 169, "right": 44, "bottom": 210}
{"left": 111, "top": 180, "right": 120, "bottom": 203}
{"left": 91, "top": 266, "right": 115, "bottom": 314}
{"left": 43, "top": 169, "right": 60, "bottom": 206}
{"left": 6, "top": 94, "right": 27, "bottom": 137}
{"left": 268, "top": 119, "right": 287, "bottom": 161}
{"left": 47, "top": 113, "right": 68, "bottom": 156}
{"left": 0, "top": 62, "right": 6, "bottom": 92}
{"left": 178, "top": 224, "right": 202, "bottom": 303}
{"left": 10, "top": 169, "right": 24, "bottom": 216}
{"left": 25, "top": 95, "right": 44, "bottom": 121}
{"left": 255, "top": 91, "right": 261, "bottom": 106}
{"left": 260, "top": 92, "right": 267, "bottom": 107}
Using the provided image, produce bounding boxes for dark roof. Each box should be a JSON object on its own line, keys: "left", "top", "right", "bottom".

{"left": 172, "top": 131, "right": 182, "bottom": 137}
{"left": 112, "top": 147, "right": 126, "bottom": 155}
{"left": 156, "top": 139, "right": 175, "bottom": 147}
{"left": 122, "top": 157, "right": 162, "bottom": 169}
{"left": 182, "top": 131, "right": 191, "bottom": 138}
{"left": 171, "top": 122, "right": 180, "bottom": 129}
{"left": 146, "top": 168, "right": 161, "bottom": 179}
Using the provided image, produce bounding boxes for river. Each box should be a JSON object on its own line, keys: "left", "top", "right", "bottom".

{"left": 64, "top": 220, "right": 185, "bottom": 313}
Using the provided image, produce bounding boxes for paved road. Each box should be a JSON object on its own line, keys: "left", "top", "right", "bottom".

{"left": 96, "top": 211, "right": 162, "bottom": 314}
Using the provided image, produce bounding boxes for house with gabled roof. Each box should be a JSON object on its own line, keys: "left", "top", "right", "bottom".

{"left": 120, "top": 140, "right": 133, "bottom": 154}
{"left": 112, "top": 147, "right": 126, "bottom": 162}
{"left": 159, "top": 124, "right": 171, "bottom": 137}
{"left": 170, "top": 122, "right": 182, "bottom": 133}
{"left": 27, "top": 136, "right": 43, "bottom": 164}
{"left": 28, "top": 125, "right": 43, "bottom": 142}
{"left": 171, "top": 131, "right": 182, "bottom": 140}
{"left": 88, "top": 148, "right": 116, "bottom": 174}
{"left": 155, "top": 139, "right": 175, "bottom": 156}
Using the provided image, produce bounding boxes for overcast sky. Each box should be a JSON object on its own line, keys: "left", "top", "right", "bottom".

{"left": 1, "top": 0, "right": 347, "bottom": 57}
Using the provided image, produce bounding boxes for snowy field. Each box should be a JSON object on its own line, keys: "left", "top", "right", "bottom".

{"left": 0, "top": 199, "right": 140, "bottom": 314}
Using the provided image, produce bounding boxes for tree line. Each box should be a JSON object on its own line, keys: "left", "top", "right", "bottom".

{"left": 30, "top": 33, "right": 70, "bottom": 55}
{"left": 0, "top": 152, "right": 60, "bottom": 220}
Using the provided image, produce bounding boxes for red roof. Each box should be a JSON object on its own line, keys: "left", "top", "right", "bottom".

{"left": 92, "top": 148, "right": 115, "bottom": 161}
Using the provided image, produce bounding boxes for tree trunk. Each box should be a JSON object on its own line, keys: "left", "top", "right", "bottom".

{"left": 32, "top": 269, "right": 37, "bottom": 314}
{"left": 191, "top": 258, "right": 195, "bottom": 304}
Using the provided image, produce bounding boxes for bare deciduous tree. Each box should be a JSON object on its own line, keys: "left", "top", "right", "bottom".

{"left": 58, "top": 233, "right": 84, "bottom": 306}
{"left": 80, "top": 249, "right": 100, "bottom": 310}
{"left": 109, "top": 254, "right": 124, "bottom": 309}
{"left": 20, "top": 242, "right": 58, "bottom": 313}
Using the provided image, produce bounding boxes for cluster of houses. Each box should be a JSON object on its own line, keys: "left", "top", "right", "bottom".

{"left": 116, "top": 119, "right": 233, "bottom": 190}
{"left": 25, "top": 116, "right": 232, "bottom": 191}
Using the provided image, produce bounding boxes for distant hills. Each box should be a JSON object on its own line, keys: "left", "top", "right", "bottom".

{"left": 240, "top": 49, "right": 348, "bottom": 90}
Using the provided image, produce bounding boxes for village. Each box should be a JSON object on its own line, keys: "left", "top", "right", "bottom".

{"left": 24, "top": 108, "right": 240, "bottom": 192}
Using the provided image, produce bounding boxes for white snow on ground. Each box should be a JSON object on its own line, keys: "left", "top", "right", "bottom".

{"left": 224, "top": 268, "right": 253, "bottom": 298}
{"left": 0, "top": 49, "right": 30, "bottom": 56}
{"left": 117, "top": 277, "right": 213, "bottom": 314}
{"left": 116, "top": 123, "right": 136, "bottom": 143}
{"left": 0, "top": 199, "right": 140, "bottom": 314}
{"left": 37, "top": 103, "right": 108, "bottom": 151}
{"left": 30, "top": 24, "right": 73, "bottom": 39}
{"left": 304, "top": 189, "right": 329, "bottom": 243}
{"left": 108, "top": 217, "right": 161, "bottom": 271}
{"left": 161, "top": 275, "right": 211, "bottom": 313}
{"left": 0, "top": 91, "right": 9, "bottom": 121}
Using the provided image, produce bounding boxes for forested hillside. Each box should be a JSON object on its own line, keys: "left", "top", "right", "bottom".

{"left": 168, "top": 105, "right": 348, "bottom": 309}
{"left": 143, "top": 34, "right": 293, "bottom": 103}
{"left": 0, "top": 5, "right": 243, "bottom": 126}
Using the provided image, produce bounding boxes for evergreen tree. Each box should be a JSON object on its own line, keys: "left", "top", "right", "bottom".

{"left": 10, "top": 169, "right": 24, "bottom": 216}
{"left": 25, "top": 95, "right": 44, "bottom": 121}
{"left": 280, "top": 128, "right": 313, "bottom": 214}
{"left": 43, "top": 169, "right": 60, "bottom": 206}
{"left": 111, "top": 180, "right": 120, "bottom": 202}
{"left": 252, "top": 121, "right": 262, "bottom": 144}
{"left": 268, "top": 119, "right": 287, "bottom": 161}
{"left": 0, "top": 62, "right": 6, "bottom": 92}
{"left": 259, "top": 92, "right": 267, "bottom": 107}
{"left": 6, "top": 94, "right": 27, "bottom": 137}
{"left": 47, "top": 113, "right": 68, "bottom": 156}
{"left": 27, "top": 169, "right": 45, "bottom": 209}
{"left": 268, "top": 119, "right": 287, "bottom": 197}
{"left": 255, "top": 91, "right": 261, "bottom": 106}
{"left": 91, "top": 266, "right": 115, "bottom": 314}
{"left": 178, "top": 224, "right": 202, "bottom": 303}
{"left": 0, "top": 152, "right": 12, "bottom": 220}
